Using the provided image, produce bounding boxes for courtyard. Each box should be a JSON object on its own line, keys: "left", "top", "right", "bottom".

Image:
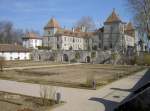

{"left": 0, "top": 64, "right": 144, "bottom": 89}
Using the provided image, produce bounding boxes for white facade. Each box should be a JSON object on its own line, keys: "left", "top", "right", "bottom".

{"left": 43, "top": 18, "right": 93, "bottom": 51}
{"left": 0, "top": 52, "right": 30, "bottom": 61}
{"left": 61, "top": 36, "right": 85, "bottom": 50}
{"left": 124, "top": 35, "right": 135, "bottom": 48}
{"left": 43, "top": 16, "right": 138, "bottom": 52}
{"left": 0, "top": 44, "right": 31, "bottom": 61}
{"left": 43, "top": 35, "right": 88, "bottom": 50}
{"left": 23, "top": 39, "right": 42, "bottom": 49}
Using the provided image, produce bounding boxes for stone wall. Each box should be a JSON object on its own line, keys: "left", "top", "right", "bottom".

{"left": 31, "top": 50, "right": 112, "bottom": 64}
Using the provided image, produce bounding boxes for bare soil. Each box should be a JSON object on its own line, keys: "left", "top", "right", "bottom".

{"left": 5, "top": 61, "right": 60, "bottom": 68}
{"left": 0, "top": 91, "right": 57, "bottom": 111}
{"left": 0, "top": 64, "right": 144, "bottom": 89}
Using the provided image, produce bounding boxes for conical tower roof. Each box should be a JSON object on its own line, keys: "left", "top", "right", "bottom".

{"left": 44, "top": 18, "right": 60, "bottom": 29}
{"left": 105, "top": 9, "right": 121, "bottom": 23}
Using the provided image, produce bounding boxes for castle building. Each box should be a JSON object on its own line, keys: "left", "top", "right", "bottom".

{"left": 43, "top": 18, "right": 94, "bottom": 50}
{"left": 22, "top": 32, "right": 42, "bottom": 49}
{"left": 42, "top": 10, "right": 137, "bottom": 52}
{"left": 102, "top": 10, "right": 136, "bottom": 52}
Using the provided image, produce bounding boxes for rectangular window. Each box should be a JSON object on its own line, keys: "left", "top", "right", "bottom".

{"left": 64, "top": 37, "right": 66, "bottom": 41}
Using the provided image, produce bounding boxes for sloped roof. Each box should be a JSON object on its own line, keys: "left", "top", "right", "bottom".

{"left": 125, "top": 22, "right": 135, "bottom": 37}
{"left": 0, "top": 44, "right": 30, "bottom": 52}
{"left": 44, "top": 18, "right": 60, "bottom": 29}
{"left": 105, "top": 10, "right": 121, "bottom": 23}
{"left": 23, "top": 32, "right": 42, "bottom": 39}
{"left": 126, "top": 22, "right": 134, "bottom": 31}
{"left": 54, "top": 28, "right": 94, "bottom": 38}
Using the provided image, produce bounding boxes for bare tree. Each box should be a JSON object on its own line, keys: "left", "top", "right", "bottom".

{"left": 0, "top": 21, "right": 24, "bottom": 44}
{"left": 0, "top": 56, "right": 5, "bottom": 72}
{"left": 75, "top": 16, "right": 96, "bottom": 32}
{"left": 126, "top": 0, "right": 150, "bottom": 39}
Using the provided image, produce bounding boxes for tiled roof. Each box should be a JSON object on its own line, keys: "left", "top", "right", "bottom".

{"left": 23, "top": 32, "right": 42, "bottom": 39}
{"left": 55, "top": 28, "right": 94, "bottom": 38}
{"left": 0, "top": 44, "right": 30, "bottom": 52}
{"left": 126, "top": 22, "right": 134, "bottom": 31}
{"left": 125, "top": 22, "right": 135, "bottom": 37}
{"left": 105, "top": 10, "right": 121, "bottom": 23}
{"left": 44, "top": 18, "right": 60, "bottom": 29}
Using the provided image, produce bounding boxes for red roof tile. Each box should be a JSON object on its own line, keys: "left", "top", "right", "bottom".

{"left": 105, "top": 10, "right": 121, "bottom": 23}
{"left": 44, "top": 18, "right": 60, "bottom": 29}
{"left": 23, "top": 32, "right": 42, "bottom": 39}
{"left": 0, "top": 44, "right": 30, "bottom": 52}
{"left": 126, "top": 22, "right": 134, "bottom": 31}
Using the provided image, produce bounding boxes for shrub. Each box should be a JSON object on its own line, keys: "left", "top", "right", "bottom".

{"left": 111, "top": 53, "right": 117, "bottom": 60}
{"left": 75, "top": 52, "right": 80, "bottom": 62}
{"left": 0, "top": 56, "right": 5, "bottom": 72}
{"left": 135, "top": 53, "right": 150, "bottom": 65}
{"left": 91, "top": 51, "right": 96, "bottom": 63}
{"left": 143, "top": 53, "right": 150, "bottom": 65}
{"left": 40, "top": 85, "right": 57, "bottom": 106}
{"left": 70, "top": 58, "right": 77, "bottom": 63}
{"left": 86, "top": 73, "right": 95, "bottom": 87}
{"left": 91, "top": 52, "right": 96, "bottom": 58}
{"left": 38, "top": 46, "right": 51, "bottom": 50}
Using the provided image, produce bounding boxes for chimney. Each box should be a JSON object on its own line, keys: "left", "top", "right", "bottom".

{"left": 72, "top": 27, "right": 75, "bottom": 32}
{"left": 81, "top": 26, "right": 86, "bottom": 32}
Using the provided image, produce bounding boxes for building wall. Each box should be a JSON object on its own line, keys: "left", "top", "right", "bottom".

{"left": 31, "top": 50, "right": 112, "bottom": 64}
{"left": 103, "top": 23, "right": 123, "bottom": 50}
{"left": 43, "top": 27, "right": 94, "bottom": 51}
{"left": 43, "top": 36, "right": 57, "bottom": 50}
{"left": 102, "top": 22, "right": 136, "bottom": 51}
{"left": 43, "top": 35, "right": 88, "bottom": 50}
{"left": 92, "top": 34, "right": 103, "bottom": 50}
{"left": 23, "top": 39, "right": 42, "bottom": 49}
{"left": 61, "top": 36, "right": 85, "bottom": 50}
{"left": 124, "top": 35, "right": 135, "bottom": 48}
{"left": 0, "top": 52, "right": 30, "bottom": 60}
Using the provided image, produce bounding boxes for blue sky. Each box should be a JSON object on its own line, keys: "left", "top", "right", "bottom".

{"left": 0, "top": 0, "right": 132, "bottom": 34}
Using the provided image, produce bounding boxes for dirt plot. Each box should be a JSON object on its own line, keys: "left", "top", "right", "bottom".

{"left": 0, "top": 64, "right": 144, "bottom": 89}
{"left": 4, "top": 61, "right": 60, "bottom": 68}
{"left": 0, "top": 92, "right": 57, "bottom": 111}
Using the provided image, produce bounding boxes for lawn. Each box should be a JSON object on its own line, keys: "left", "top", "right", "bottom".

{"left": 0, "top": 64, "right": 144, "bottom": 89}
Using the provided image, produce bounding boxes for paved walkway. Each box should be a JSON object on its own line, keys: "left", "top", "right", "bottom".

{"left": 4, "top": 63, "right": 83, "bottom": 70}
{"left": 0, "top": 69, "right": 148, "bottom": 111}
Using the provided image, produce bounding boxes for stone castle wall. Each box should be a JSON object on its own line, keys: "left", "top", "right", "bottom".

{"left": 31, "top": 50, "right": 112, "bottom": 64}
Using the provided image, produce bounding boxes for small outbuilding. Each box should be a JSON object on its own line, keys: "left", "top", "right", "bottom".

{"left": 0, "top": 44, "right": 31, "bottom": 60}
{"left": 22, "top": 32, "right": 42, "bottom": 49}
